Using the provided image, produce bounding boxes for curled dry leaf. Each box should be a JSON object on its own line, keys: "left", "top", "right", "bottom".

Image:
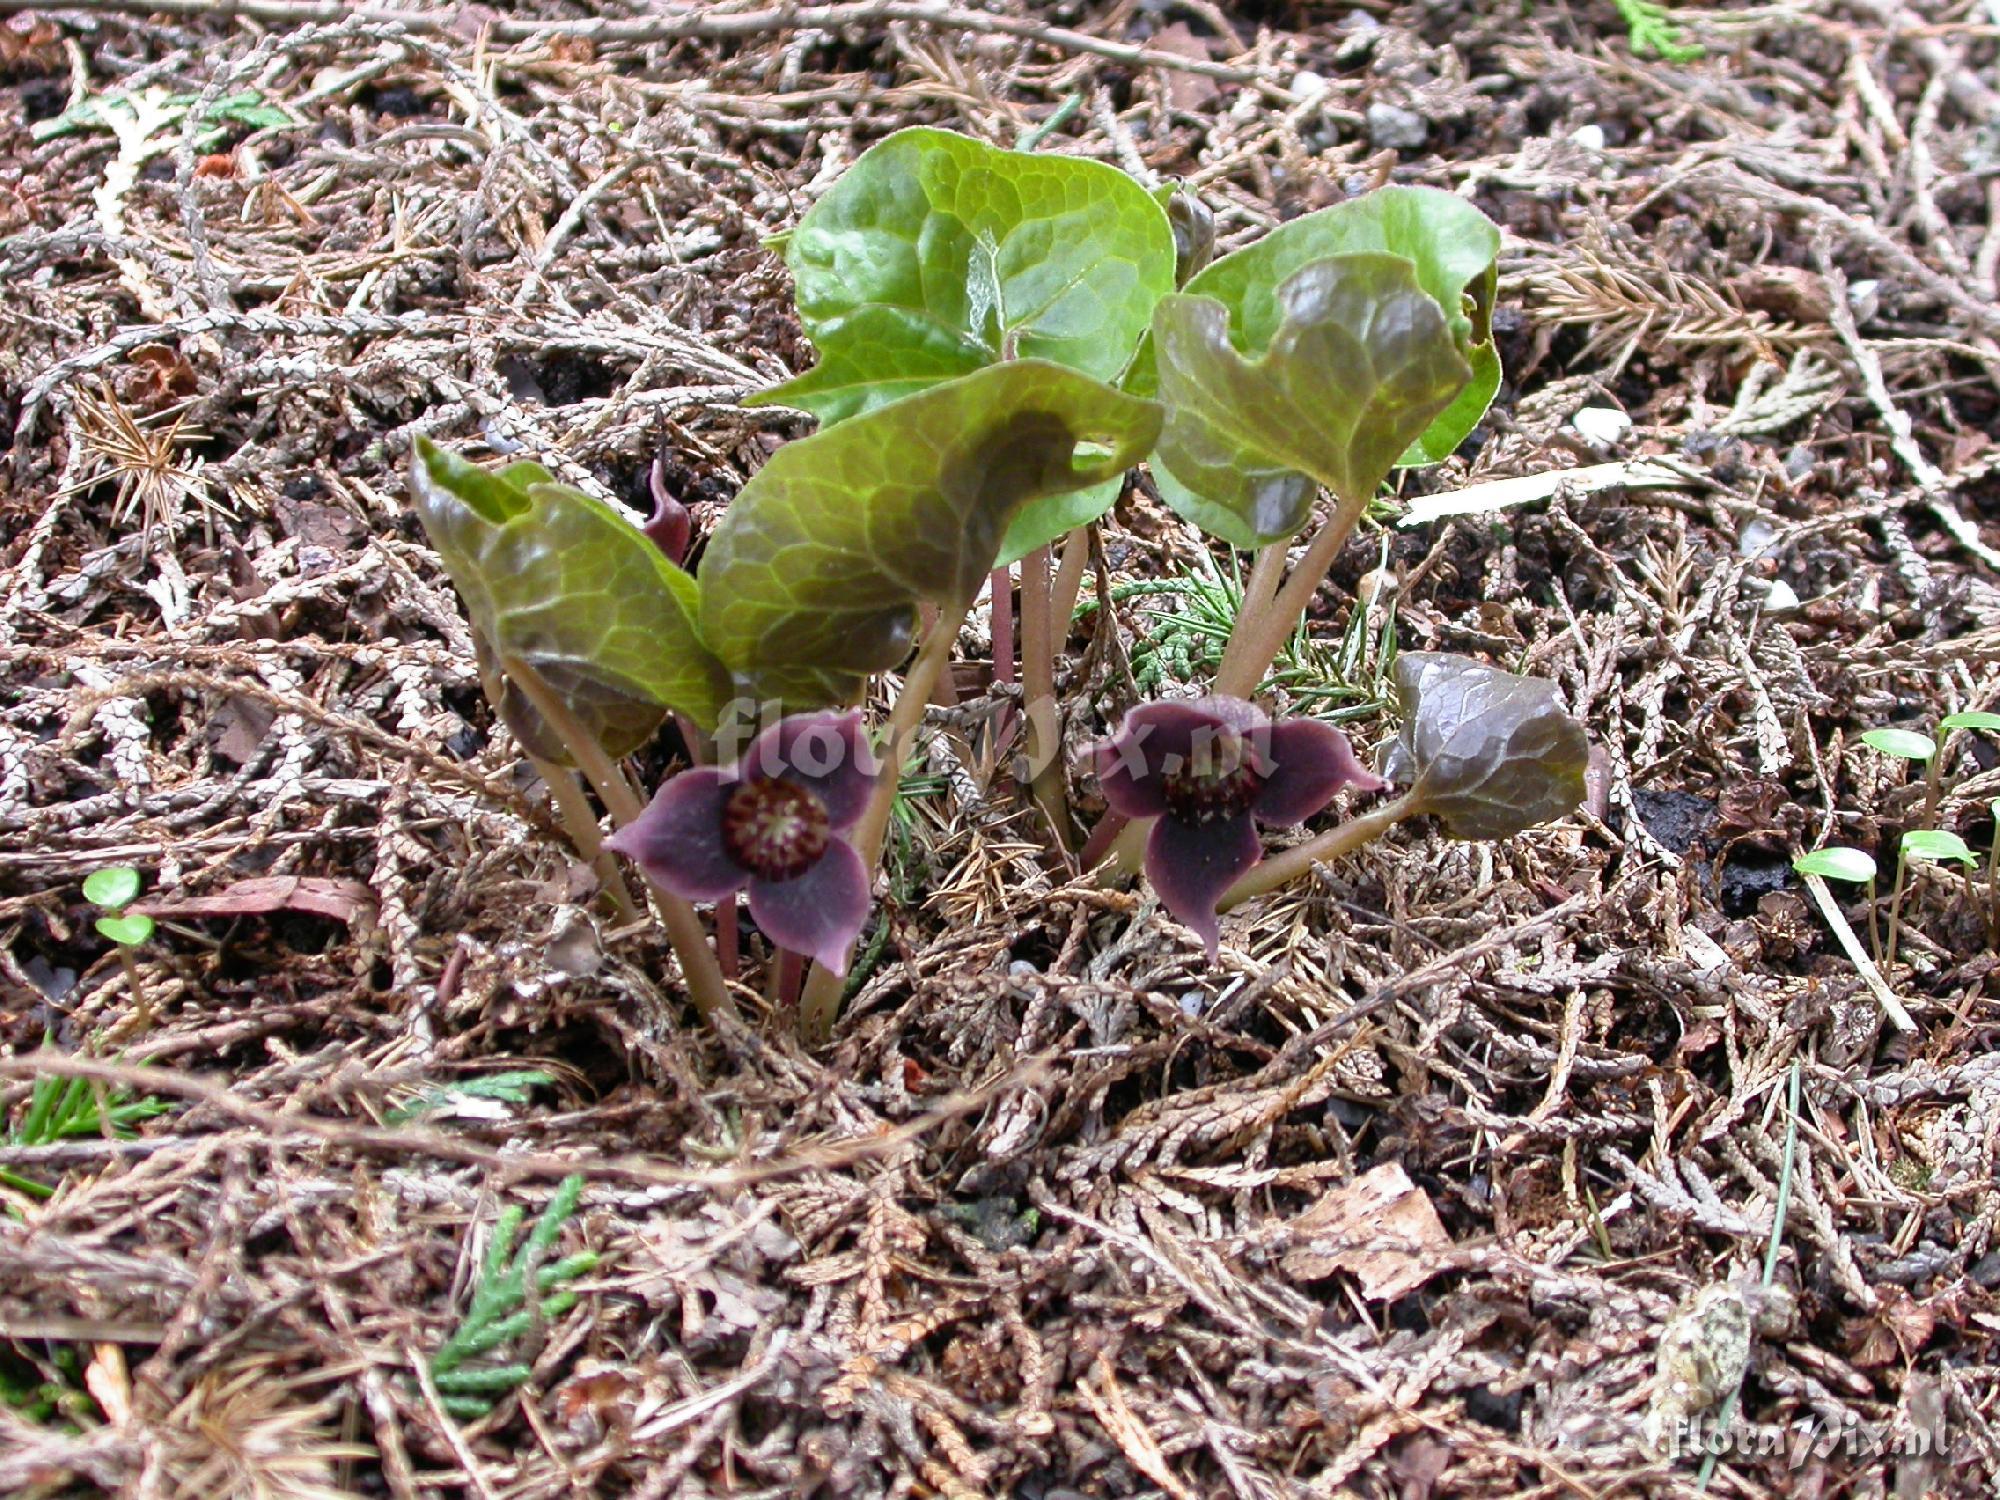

{"left": 1279, "top": 1162, "right": 1453, "bottom": 1301}
{"left": 123, "top": 344, "right": 198, "bottom": 409}
{"left": 1384, "top": 651, "right": 1590, "bottom": 839}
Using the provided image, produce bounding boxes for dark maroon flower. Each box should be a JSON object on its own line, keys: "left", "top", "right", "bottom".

{"left": 644, "top": 452, "right": 692, "bottom": 565}
{"left": 607, "top": 710, "right": 878, "bottom": 973}
{"left": 1093, "top": 696, "right": 1382, "bottom": 954}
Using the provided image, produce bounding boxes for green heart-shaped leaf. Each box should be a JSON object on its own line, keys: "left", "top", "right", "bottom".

{"left": 1148, "top": 255, "right": 1473, "bottom": 547}
{"left": 1384, "top": 652, "right": 1590, "bottom": 840}
{"left": 96, "top": 912, "right": 155, "bottom": 946}
{"left": 1128, "top": 185, "right": 1501, "bottom": 470}
{"left": 749, "top": 127, "right": 1176, "bottom": 426}
{"left": 83, "top": 866, "right": 143, "bottom": 911}
{"left": 703, "top": 361, "right": 1161, "bottom": 707}
{"left": 410, "top": 441, "right": 732, "bottom": 752}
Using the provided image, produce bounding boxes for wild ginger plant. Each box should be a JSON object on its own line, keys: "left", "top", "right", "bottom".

{"left": 409, "top": 126, "right": 1591, "bottom": 1043}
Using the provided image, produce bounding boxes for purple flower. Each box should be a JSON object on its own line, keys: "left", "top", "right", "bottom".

{"left": 1093, "top": 696, "right": 1382, "bottom": 955}
{"left": 607, "top": 710, "right": 878, "bottom": 973}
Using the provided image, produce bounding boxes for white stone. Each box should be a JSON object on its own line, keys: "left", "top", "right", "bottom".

{"left": 1571, "top": 406, "right": 1633, "bottom": 449}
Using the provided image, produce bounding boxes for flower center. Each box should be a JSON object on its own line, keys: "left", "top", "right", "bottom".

{"left": 721, "top": 777, "right": 830, "bottom": 881}
{"left": 1161, "top": 730, "right": 1267, "bottom": 824}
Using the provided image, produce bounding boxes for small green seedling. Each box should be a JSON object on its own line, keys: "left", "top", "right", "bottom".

{"left": 1902, "top": 829, "right": 1977, "bottom": 868}
{"left": 1792, "top": 845, "right": 1913, "bottom": 1032}
{"left": 1794, "top": 844, "right": 1882, "bottom": 964}
{"left": 1887, "top": 828, "right": 1979, "bottom": 972}
{"left": 1791, "top": 846, "right": 1877, "bottom": 885}
{"left": 1859, "top": 727, "right": 1936, "bottom": 763}
{"left": 83, "top": 867, "right": 156, "bottom": 1030}
{"left": 82, "top": 867, "right": 152, "bottom": 947}
{"left": 1939, "top": 711, "right": 2000, "bottom": 734}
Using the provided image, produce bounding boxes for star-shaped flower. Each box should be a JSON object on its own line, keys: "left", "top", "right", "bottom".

{"left": 607, "top": 710, "right": 877, "bottom": 973}
{"left": 1093, "top": 696, "right": 1382, "bottom": 954}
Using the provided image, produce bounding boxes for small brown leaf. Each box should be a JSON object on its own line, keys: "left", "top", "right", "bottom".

{"left": 1850, "top": 1288, "right": 1936, "bottom": 1368}
{"left": 1281, "top": 1162, "right": 1452, "bottom": 1300}
{"left": 133, "top": 876, "right": 375, "bottom": 925}
{"left": 122, "top": 344, "right": 197, "bottom": 409}
{"left": 1149, "top": 23, "right": 1221, "bottom": 112}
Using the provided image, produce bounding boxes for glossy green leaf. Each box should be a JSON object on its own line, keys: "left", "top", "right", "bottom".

{"left": 1148, "top": 255, "right": 1473, "bottom": 546}
{"left": 1384, "top": 652, "right": 1590, "bottom": 839}
{"left": 83, "top": 866, "right": 142, "bottom": 911}
{"left": 1128, "top": 185, "right": 1500, "bottom": 465}
{"left": 749, "top": 127, "right": 1176, "bottom": 425}
{"left": 1901, "top": 829, "right": 1976, "bottom": 868}
{"left": 95, "top": 913, "right": 155, "bottom": 946}
{"left": 1793, "top": 846, "right": 1876, "bottom": 884}
{"left": 1940, "top": 711, "right": 2000, "bottom": 734}
{"left": 1860, "top": 727, "right": 1936, "bottom": 762}
{"left": 409, "top": 441, "right": 731, "bottom": 753}
{"left": 703, "top": 361, "right": 1161, "bottom": 706}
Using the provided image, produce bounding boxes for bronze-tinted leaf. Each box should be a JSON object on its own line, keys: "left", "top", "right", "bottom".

{"left": 1149, "top": 255, "right": 1472, "bottom": 545}
{"left": 1384, "top": 652, "right": 1589, "bottom": 839}
{"left": 409, "top": 441, "right": 730, "bottom": 757}
{"left": 701, "top": 361, "right": 1160, "bottom": 707}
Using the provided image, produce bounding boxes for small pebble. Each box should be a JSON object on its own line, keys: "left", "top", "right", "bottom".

{"left": 1291, "top": 70, "right": 1329, "bottom": 102}
{"left": 1760, "top": 579, "right": 1802, "bottom": 612}
{"left": 1737, "top": 517, "right": 1778, "bottom": 557}
{"left": 1570, "top": 406, "right": 1632, "bottom": 449}
{"left": 1568, "top": 123, "right": 1606, "bottom": 151}
{"left": 1366, "top": 102, "right": 1428, "bottom": 151}
{"left": 1847, "top": 278, "right": 1881, "bottom": 323}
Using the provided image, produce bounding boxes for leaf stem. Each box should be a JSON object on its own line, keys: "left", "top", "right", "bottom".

{"left": 530, "top": 755, "right": 642, "bottom": 924}
{"left": 1020, "top": 544, "right": 1072, "bottom": 849}
{"left": 1885, "top": 845, "right": 1910, "bottom": 974}
{"left": 990, "top": 564, "right": 1016, "bottom": 767}
{"left": 118, "top": 947, "right": 153, "bottom": 1033}
{"left": 1078, "top": 808, "right": 1131, "bottom": 871}
{"left": 503, "top": 657, "right": 737, "bottom": 1025}
{"left": 715, "top": 898, "right": 740, "bottom": 982}
{"left": 1212, "top": 493, "right": 1368, "bottom": 701}
{"left": 798, "top": 602, "right": 970, "bottom": 1044}
{"left": 1217, "top": 793, "right": 1416, "bottom": 910}
{"left": 990, "top": 566, "right": 1015, "bottom": 688}
{"left": 1049, "top": 524, "right": 1093, "bottom": 635}
{"left": 1213, "top": 540, "right": 1290, "bottom": 689}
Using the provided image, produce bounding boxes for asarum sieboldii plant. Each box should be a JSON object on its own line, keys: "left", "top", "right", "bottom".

{"left": 606, "top": 712, "right": 877, "bottom": 975}
{"left": 404, "top": 125, "right": 1597, "bottom": 1045}
{"left": 1094, "top": 698, "right": 1382, "bottom": 954}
